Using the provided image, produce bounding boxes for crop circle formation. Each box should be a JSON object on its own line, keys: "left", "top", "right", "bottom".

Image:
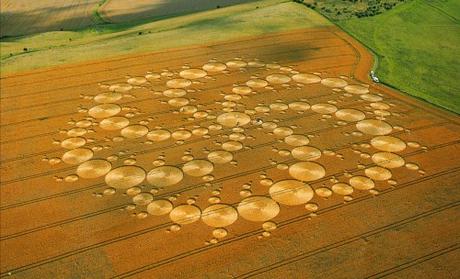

{"left": 47, "top": 57, "right": 424, "bottom": 244}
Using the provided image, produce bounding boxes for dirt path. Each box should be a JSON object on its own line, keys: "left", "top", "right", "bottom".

{"left": 1, "top": 27, "right": 459, "bottom": 278}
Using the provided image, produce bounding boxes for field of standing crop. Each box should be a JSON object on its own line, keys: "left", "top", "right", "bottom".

{"left": 0, "top": 1, "right": 459, "bottom": 278}
{"left": 1, "top": 26, "right": 459, "bottom": 278}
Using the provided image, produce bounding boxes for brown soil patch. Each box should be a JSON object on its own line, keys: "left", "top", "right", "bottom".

{"left": 1, "top": 27, "right": 459, "bottom": 278}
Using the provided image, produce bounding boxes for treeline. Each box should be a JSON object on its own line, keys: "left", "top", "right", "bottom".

{"left": 294, "top": 0, "right": 407, "bottom": 19}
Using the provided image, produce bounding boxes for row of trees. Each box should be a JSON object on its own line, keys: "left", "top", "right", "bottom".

{"left": 294, "top": 0, "right": 405, "bottom": 19}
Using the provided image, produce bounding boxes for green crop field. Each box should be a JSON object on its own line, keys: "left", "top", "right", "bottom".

{"left": 300, "top": 0, "right": 460, "bottom": 113}
{"left": 0, "top": 0, "right": 331, "bottom": 75}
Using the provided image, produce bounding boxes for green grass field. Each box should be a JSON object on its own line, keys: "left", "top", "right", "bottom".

{"left": 0, "top": 0, "right": 330, "bottom": 75}
{"left": 334, "top": 0, "right": 460, "bottom": 114}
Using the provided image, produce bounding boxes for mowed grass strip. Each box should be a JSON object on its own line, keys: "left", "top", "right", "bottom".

{"left": 0, "top": 0, "right": 331, "bottom": 75}
{"left": 336, "top": 0, "right": 460, "bottom": 113}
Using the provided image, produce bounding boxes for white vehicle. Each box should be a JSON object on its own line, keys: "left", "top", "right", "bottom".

{"left": 370, "top": 71, "right": 380, "bottom": 83}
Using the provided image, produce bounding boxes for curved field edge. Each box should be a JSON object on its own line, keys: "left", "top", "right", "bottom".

{"left": 335, "top": 0, "right": 460, "bottom": 114}
{"left": 0, "top": 0, "right": 331, "bottom": 75}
